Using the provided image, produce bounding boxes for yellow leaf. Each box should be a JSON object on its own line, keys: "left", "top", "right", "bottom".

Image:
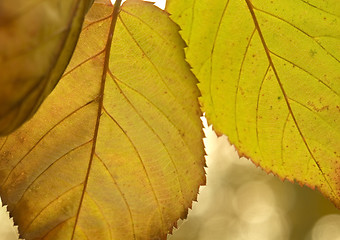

{"left": 167, "top": 0, "right": 340, "bottom": 206}
{"left": 0, "top": 0, "right": 205, "bottom": 239}
{"left": 0, "top": 0, "right": 93, "bottom": 135}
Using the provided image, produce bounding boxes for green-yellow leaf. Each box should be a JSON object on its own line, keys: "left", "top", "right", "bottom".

{"left": 0, "top": 0, "right": 205, "bottom": 239}
{"left": 0, "top": 0, "right": 93, "bottom": 135}
{"left": 166, "top": 0, "right": 340, "bottom": 206}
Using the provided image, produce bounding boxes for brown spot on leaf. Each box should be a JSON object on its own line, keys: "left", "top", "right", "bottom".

{"left": 307, "top": 101, "right": 329, "bottom": 112}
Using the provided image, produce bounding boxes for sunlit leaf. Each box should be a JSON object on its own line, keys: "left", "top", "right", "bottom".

{"left": 0, "top": 0, "right": 205, "bottom": 239}
{"left": 166, "top": 0, "right": 340, "bottom": 206}
{"left": 0, "top": 0, "right": 93, "bottom": 135}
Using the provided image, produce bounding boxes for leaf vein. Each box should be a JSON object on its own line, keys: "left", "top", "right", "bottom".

{"left": 22, "top": 184, "right": 82, "bottom": 234}
{"left": 108, "top": 70, "right": 186, "bottom": 211}
{"left": 187, "top": 0, "right": 197, "bottom": 46}
{"left": 101, "top": 107, "right": 166, "bottom": 234}
{"left": 208, "top": 0, "right": 231, "bottom": 113}
{"left": 118, "top": 15, "right": 182, "bottom": 110}
{"left": 2, "top": 99, "right": 97, "bottom": 187}
{"left": 288, "top": 97, "right": 340, "bottom": 131}
{"left": 94, "top": 153, "right": 136, "bottom": 240}
{"left": 84, "top": 191, "right": 113, "bottom": 240}
{"left": 63, "top": 49, "right": 105, "bottom": 78}
{"left": 0, "top": 136, "right": 8, "bottom": 152}
{"left": 12, "top": 140, "right": 93, "bottom": 212}
{"left": 253, "top": 6, "right": 340, "bottom": 64}
{"left": 82, "top": 14, "right": 112, "bottom": 31}
{"left": 299, "top": 0, "right": 340, "bottom": 18}
{"left": 120, "top": 9, "right": 172, "bottom": 45}
{"left": 33, "top": 216, "right": 75, "bottom": 240}
{"left": 71, "top": 2, "right": 121, "bottom": 239}
{"left": 111, "top": 73, "right": 197, "bottom": 157}
{"left": 245, "top": 0, "right": 338, "bottom": 200}
{"left": 235, "top": 28, "right": 256, "bottom": 142}
{"left": 269, "top": 51, "right": 339, "bottom": 96}
{"left": 255, "top": 65, "right": 270, "bottom": 161}
{"left": 280, "top": 113, "right": 290, "bottom": 166}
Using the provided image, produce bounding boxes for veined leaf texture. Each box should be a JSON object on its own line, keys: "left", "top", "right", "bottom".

{"left": 0, "top": 0, "right": 205, "bottom": 239}
{"left": 0, "top": 0, "right": 94, "bottom": 135}
{"left": 166, "top": 0, "right": 340, "bottom": 206}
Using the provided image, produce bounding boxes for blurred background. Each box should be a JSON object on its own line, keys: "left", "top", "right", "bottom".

{"left": 1, "top": 0, "right": 340, "bottom": 239}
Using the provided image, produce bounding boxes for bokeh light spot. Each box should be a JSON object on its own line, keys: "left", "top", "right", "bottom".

{"left": 312, "top": 214, "right": 340, "bottom": 240}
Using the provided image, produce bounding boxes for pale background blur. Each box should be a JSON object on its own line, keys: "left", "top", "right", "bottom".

{"left": 1, "top": 0, "right": 340, "bottom": 239}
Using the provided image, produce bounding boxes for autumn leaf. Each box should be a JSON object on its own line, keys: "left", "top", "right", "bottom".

{"left": 0, "top": 0, "right": 93, "bottom": 135}
{"left": 166, "top": 0, "right": 340, "bottom": 206}
{"left": 0, "top": 0, "right": 205, "bottom": 239}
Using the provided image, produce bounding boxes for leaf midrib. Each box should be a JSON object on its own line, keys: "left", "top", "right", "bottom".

{"left": 70, "top": 1, "right": 122, "bottom": 239}
{"left": 244, "top": 0, "right": 337, "bottom": 199}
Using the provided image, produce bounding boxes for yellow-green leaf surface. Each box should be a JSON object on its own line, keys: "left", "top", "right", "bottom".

{"left": 166, "top": 0, "right": 340, "bottom": 206}
{"left": 0, "top": 0, "right": 205, "bottom": 239}
{"left": 0, "top": 0, "right": 93, "bottom": 135}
